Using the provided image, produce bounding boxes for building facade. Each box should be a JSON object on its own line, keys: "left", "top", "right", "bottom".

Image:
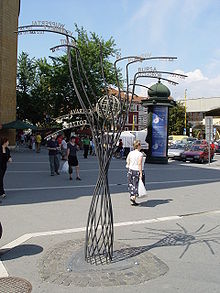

{"left": 180, "top": 97, "right": 220, "bottom": 124}
{"left": 0, "top": 0, "right": 20, "bottom": 143}
{"left": 180, "top": 97, "right": 220, "bottom": 138}
{"left": 125, "top": 97, "right": 148, "bottom": 131}
{"left": 108, "top": 87, "right": 148, "bottom": 131}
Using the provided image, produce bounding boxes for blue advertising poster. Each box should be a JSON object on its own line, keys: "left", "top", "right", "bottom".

{"left": 151, "top": 106, "right": 168, "bottom": 157}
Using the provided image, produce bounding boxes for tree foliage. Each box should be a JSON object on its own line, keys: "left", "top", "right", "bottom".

{"left": 16, "top": 26, "right": 122, "bottom": 126}
{"left": 17, "top": 52, "right": 39, "bottom": 124}
{"left": 169, "top": 101, "right": 191, "bottom": 135}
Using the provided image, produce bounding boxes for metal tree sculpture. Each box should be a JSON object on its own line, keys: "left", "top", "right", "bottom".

{"left": 17, "top": 23, "right": 179, "bottom": 264}
{"left": 64, "top": 47, "right": 146, "bottom": 264}
{"left": 63, "top": 49, "right": 180, "bottom": 264}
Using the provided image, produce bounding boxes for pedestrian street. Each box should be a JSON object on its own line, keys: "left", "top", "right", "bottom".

{"left": 1, "top": 148, "right": 220, "bottom": 292}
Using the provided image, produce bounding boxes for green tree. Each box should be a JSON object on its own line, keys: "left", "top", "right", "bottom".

{"left": 31, "top": 58, "right": 54, "bottom": 125}
{"left": 16, "top": 25, "right": 122, "bottom": 126}
{"left": 16, "top": 52, "right": 37, "bottom": 122}
{"left": 49, "top": 25, "right": 122, "bottom": 109}
{"left": 169, "top": 101, "right": 190, "bottom": 135}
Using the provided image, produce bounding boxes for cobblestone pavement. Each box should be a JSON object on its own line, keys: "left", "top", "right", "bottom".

{"left": 39, "top": 239, "right": 168, "bottom": 287}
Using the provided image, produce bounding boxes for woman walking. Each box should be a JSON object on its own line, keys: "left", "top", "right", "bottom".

{"left": 67, "top": 136, "right": 81, "bottom": 181}
{"left": 61, "top": 137, "right": 67, "bottom": 160}
{"left": 126, "top": 140, "right": 144, "bottom": 206}
{"left": 0, "top": 137, "right": 12, "bottom": 199}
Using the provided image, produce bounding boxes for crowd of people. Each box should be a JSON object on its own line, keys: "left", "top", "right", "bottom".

{"left": 46, "top": 134, "right": 96, "bottom": 180}
{"left": 0, "top": 131, "right": 147, "bottom": 207}
{"left": 46, "top": 135, "right": 146, "bottom": 206}
{"left": 16, "top": 132, "right": 42, "bottom": 152}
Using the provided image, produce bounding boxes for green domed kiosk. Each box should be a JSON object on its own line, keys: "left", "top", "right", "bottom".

{"left": 142, "top": 80, "right": 176, "bottom": 164}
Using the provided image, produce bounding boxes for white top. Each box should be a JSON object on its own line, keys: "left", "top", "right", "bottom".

{"left": 126, "top": 150, "right": 143, "bottom": 171}
{"left": 61, "top": 139, "right": 67, "bottom": 150}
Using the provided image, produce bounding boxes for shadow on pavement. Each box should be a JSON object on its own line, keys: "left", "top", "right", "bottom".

{"left": 139, "top": 199, "right": 173, "bottom": 207}
{"left": 116, "top": 223, "right": 220, "bottom": 261}
{"left": 0, "top": 244, "right": 43, "bottom": 260}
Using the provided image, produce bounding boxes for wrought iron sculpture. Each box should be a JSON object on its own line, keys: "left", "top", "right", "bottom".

{"left": 17, "top": 23, "right": 185, "bottom": 264}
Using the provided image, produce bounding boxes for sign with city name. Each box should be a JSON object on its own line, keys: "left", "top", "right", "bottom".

{"left": 18, "top": 20, "right": 76, "bottom": 43}
{"left": 55, "top": 108, "right": 92, "bottom": 123}
{"left": 63, "top": 119, "right": 88, "bottom": 128}
{"left": 45, "top": 119, "right": 88, "bottom": 141}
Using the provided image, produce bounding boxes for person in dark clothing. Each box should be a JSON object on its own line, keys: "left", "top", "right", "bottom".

{"left": 82, "top": 136, "right": 90, "bottom": 158}
{"left": 115, "top": 139, "right": 124, "bottom": 158}
{"left": 67, "top": 136, "right": 81, "bottom": 180}
{"left": 0, "top": 137, "right": 12, "bottom": 198}
{"left": 47, "top": 135, "right": 60, "bottom": 176}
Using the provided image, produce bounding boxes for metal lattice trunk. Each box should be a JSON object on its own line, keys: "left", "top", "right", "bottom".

{"left": 85, "top": 163, "right": 114, "bottom": 264}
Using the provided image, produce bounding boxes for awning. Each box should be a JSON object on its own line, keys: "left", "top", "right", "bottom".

{"left": 2, "top": 120, "right": 37, "bottom": 130}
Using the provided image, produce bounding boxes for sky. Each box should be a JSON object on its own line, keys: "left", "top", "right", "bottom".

{"left": 18, "top": 0, "right": 220, "bottom": 100}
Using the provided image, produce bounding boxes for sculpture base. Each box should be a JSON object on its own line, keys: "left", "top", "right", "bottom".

{"left": 39, "top": 239, "right": 168, "bottom": 287}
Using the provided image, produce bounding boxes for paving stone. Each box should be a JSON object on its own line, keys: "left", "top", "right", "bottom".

{"left": 39, "top": 239, "right": 168, "bottom": 287}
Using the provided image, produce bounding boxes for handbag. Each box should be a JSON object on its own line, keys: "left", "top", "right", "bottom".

{"left": 138, "top": 179, "right": 147, "bottom": 198}
{"left": 61, "top": 161, "right": 69, "bottom": 173}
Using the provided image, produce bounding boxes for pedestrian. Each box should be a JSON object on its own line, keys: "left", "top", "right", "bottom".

{"left": 35, "top": 133, "right": 42, "bottom": 153}
{"left": 126, "top": 140, "right": 144, "bottom": 206}
{"left": 57, "top": 134, "right": 63, "bottom": 147}
{"left": 210, "top": 141, "right": 215, "bottom": 151}
{"left": 89, "top": 137, "right": 93, "bottom": 155}
{"left": 0, "top": 137, "right": 12, "bottom": 199}
{"left": 90, "top": 138, "right": 95, "bottom": 156}
{"left": 75, "top": 136, "right": 80, "bottom": 145}
{"left": 20, "top": 133, "right": 25, "bottom": 145}
{"left": 30, "top": 134, "right": 35, "bottom": 150}
{"left": 82, "top": 136, "right": 90, "bottom": 158}
{"left": 67, "top": 136, "right": 81, "bottom": 180}
{"left": 115, "top": 139, "right": 124, "bottom": 158}
{"left": 26, "top": 133, "right": 31, "bottom": 149}
{"left": 47, "top": 135, "right": 60, "bottom": 176}
{"left": 61, "top": 137, "right": 67, "bottom": 160}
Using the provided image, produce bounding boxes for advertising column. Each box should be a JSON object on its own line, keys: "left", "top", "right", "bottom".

{"left": 151, "top": 106, "right": 168, "bottom": 158}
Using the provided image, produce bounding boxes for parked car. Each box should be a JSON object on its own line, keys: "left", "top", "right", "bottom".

{"left": 187, "top": 137, "right": 197, "bottom": 143}
{"left": 184, "top": 141, "right": 195, "bottom": 150}
{"left": 181, "top": 144, "right": 214, "bottom": 163}
{"left": 215, "top": 141, "right": 220, "bottom": 153}
{"left": 193, "top": 139, "right": 208, "bottom": 146}
{"left": 168, "top": 135, "right": 188, "bottom": 144}
{"left": 168, "top": 144, "right": 185, "bottom": 160}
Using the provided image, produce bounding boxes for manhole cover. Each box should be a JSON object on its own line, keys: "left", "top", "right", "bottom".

{"left": 0, "top": 277, "right": 32, "bottom": 293}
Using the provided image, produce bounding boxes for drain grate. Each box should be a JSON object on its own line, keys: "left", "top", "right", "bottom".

{"left": 0, "top": 277, "right": 32, "bottom": 293}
